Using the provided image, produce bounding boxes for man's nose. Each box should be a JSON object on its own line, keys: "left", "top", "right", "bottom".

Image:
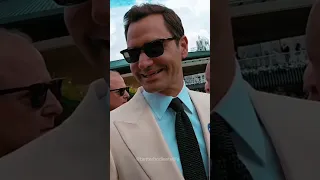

{"left": 123, "top": 91, "right": 130, "bottom": 101}
{"left": 92, "top": 0, "right": 109, "bottom": 26}
{"left": 138, "top": 53, "right": 153, "bottom": 70}
{"left": 42, "top": 91, "right": 63, "bottom": 118}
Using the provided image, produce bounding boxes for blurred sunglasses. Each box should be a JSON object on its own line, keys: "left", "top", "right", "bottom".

{"left": 0, "top": 78, "right": 64, "bottom": 109}
{"left": 110, "top": 87, "right": 130, "bottom": 96}
{"left": 120, "top": 37, "right": 176, "bottom": 63}
{"left": 53, "top": 0, "right": 87, "bottom": 6}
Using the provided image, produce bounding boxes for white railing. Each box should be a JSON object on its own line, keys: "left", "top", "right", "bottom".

{"left": 238, "top": 50, "right": 308, "bottom": 72}
{"left": 184, "top": 73, "right": 206, "bottom": 86}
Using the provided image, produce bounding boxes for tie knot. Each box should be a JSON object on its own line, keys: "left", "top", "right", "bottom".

{"left": 169, "top": 98, "right": 184, "bottom": 112}
{"left": 211, "top": 111, "right": 233, "bottom": 133}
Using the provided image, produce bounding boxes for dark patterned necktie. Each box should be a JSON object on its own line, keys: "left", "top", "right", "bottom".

{"left": 169, "top": 98, "right": 207, "bottom": 180}
{"left": 210, "top": 112, "right": 253, "bottom": 180}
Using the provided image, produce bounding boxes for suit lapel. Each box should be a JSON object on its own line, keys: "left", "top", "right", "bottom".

{"left": 113, "top": 88, "right": 183, "bottom": 179}
{"left": 189, "top": 90, "right": 210, "bottom": 160}
{"left": 248, "top": 86, "right": 320, "bottom": 180}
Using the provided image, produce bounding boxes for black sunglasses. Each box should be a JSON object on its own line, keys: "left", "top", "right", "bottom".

{"left": 120, "top": 37, "right": 176, "bottom": 63}
{"left": 110, "top": 87, "right": 130, "bottom": 96}
{"left": 53, "top": 0, "right": 87, "bottom": 6}
{"left": 0, "top": 78, "right": 64, "bottom": 109}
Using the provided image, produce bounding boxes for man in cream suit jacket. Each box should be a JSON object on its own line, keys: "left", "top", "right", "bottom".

{"left": 111, "top": 3, "right": 210, "bottom": 180}
{"left": 110, "top": 87, "right": 210, "bottom": 180}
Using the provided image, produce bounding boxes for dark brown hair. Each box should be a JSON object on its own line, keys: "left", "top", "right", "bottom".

{"left": 123, "top": 3, "right": 184, "bottom": 42}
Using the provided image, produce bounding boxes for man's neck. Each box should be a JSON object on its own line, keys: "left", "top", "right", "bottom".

{"left": 158, "top": 81, "right": 184, "bottom": 97}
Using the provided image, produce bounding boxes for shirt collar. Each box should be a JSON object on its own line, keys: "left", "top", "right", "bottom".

{"left": 213, "top": 61, "right": 267, "bottom": 164}
{"left": 142, "top": 82, "right": 193, "bottom": 120}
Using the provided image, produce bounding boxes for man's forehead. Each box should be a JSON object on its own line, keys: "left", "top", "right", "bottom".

{"left": 0, "top": 32, "right": 50, "bottom": 88}
{"left": 110, "top": 80, "right": 126, "bottom": 89}
{"left": 110, "top": 74, "right": 124, "bottom": 82}
{"left": 126, "top": 14, "right": 170, "bottom": 47}
{"left": 110, "top": 73, "right": 126, "bottom": 87}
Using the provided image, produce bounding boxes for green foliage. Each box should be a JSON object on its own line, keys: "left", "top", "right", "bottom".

{"left": 61, "top": 78, "right": 87, "bottom": 101}
{"left": 128, "top": 87, "right": 137, "bottom": 99}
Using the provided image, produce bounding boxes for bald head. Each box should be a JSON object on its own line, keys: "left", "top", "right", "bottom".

{"left": 5, "top": 29, "right": 33, "bottom": 43}
{"left": 110, "top": 71, "right": 129, "bottom": 110}
{"left": 0, "top": 29, "right": 63, "bottom": 157}
{"left": 110, "top": 71, "right": 123, "bottom": 89}
{"left": 110, "top": 71, "right": 121, "bottom": 77}
{"left": 0, "top": 29, "right": 50, "bottom": 89}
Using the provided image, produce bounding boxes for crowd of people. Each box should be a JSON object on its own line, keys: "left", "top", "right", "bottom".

{"left": 0, "top": 0, "right": 320, "bottom": 180}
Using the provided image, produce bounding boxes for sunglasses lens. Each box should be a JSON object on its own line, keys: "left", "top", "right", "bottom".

{"left": 29, "top": 79, "right": 63, "bottom": 109}
{"left": 144, "top": 40, "right": 164, "bottom": 58}
{"left": 119, "top": 87, "right": 130, "bottom": 96}
{"left": 121, "top": 39, "right": 166, "bottom": 63}
{"left": 119, "top": 89, "right": 125, "bottom": 96}
{"left": 122, "top": 49, "right": 141, "bottom": 63}
{"left": 30, "top": 84, "right": 47, "bottom": 108}
{"left": 50, "top": 80, "right": 63, "bottom": 101}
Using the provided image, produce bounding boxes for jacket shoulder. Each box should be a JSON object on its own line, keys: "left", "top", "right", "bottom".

{"left": 189, "top": 90, "right": 209, "bottom": 98}
{"left": 253, "top": 90, "right": 320, "bottom": 120}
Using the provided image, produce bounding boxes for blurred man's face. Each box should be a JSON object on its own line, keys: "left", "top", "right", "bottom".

{"left": 0, "top": 32, "right": 63, "bottom": 157}
{"left": 110, "top": 73, "right": 129, "bottom": 111}
{"left": 127, "top": 14, "right": 188, "bottom": 96}
{"left": 305, "top": 0, "right": 320, "bottom": 101}
{"left": 303, "top": 63, "right": 320, "bottom": 101}
{"left": 205, "top": 61, "right": 210, "bottom": 93}
{"left": 64, "top": 0, "right": 109, "bottom": 80}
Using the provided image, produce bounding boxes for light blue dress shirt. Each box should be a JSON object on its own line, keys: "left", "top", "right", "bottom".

{"left": 213, "top": 62, "right": 284, "bottom": 180}
{"left": 142, "top": 83, "right": 209, "bottom": 177}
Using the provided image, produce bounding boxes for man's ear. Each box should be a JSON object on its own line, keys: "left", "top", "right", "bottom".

{"left": 179, "top": 35, "right": 188, "bottom": 59}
